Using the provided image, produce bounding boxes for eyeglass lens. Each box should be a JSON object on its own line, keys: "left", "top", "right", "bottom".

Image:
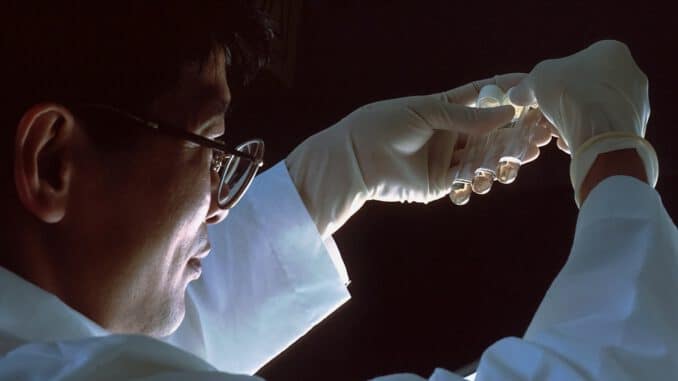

{"left": 217, "top": 140, "right": 263, "bottom": 207}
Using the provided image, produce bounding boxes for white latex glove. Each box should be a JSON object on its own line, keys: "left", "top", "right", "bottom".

{"left": 286, "top": 74, "right": 525, "bottom": 239}
{"left": 509, "top": 40, "right": 658, "bottom": 207}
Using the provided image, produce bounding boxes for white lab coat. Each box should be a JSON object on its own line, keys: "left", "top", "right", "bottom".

{"left": 0, "top": 162, "right": 676, "bottom": 380}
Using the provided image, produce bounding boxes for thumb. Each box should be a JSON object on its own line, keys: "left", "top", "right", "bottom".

{"left": 507, "top": 78, "right": 537, "bottom": 107}
{"left": 443, "top": 103, "right": 515, "bottom": 135}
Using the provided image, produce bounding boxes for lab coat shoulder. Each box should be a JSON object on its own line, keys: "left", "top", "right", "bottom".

{"left": 164, "top": 162, "right": 351, "bottom": 375}
{"left": 369, "top": 368, "right": 467, "bottom": 381}
{"left": 0, "top": 334, "right": 263, "bottom": 381}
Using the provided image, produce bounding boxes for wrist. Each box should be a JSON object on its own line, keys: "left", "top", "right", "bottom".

{"left": 579, "top": 149, "right": 648, "bottom": 205}
{"left": 570, "top": 133, "right": 658, "bottom": 207}
{"left": 285, "top": 141, "right": 370, "bottom": 239}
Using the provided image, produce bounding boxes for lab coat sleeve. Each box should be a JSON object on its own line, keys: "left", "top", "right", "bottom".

{"left": 370, "top": 176, "right": 677, "bottom": 381}
{"left": 163, "top": 162, "right": 351, "bottom": 375}
{"left": 474, "top": 175, "right": 678, "bottom": 380}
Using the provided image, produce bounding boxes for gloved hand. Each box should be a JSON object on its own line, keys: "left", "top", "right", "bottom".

{"left": 286, "top": 74, "right": 525, "bottom": 239}
{"left": 508, "top": 40, "right": 658, "bottom": 207}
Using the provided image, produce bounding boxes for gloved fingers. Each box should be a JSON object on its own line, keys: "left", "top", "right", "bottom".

{"left": 493, "top": 73, "right": 530, "bottom": 96}
{"left": 533, "top": 124, "right": 553, "bottom": 147}
{"left": 454, "top": 134, "right": 468, "bottom": 150}
{"left": 507, "top": 77, "right": 538, "bottom": 107}
{"left": 447, "top": 165, "right": 462, "bottom": 183}
{"left": 451, "top": 143, "right": 540, "bottom": 167}
{"left": 441, "top": 73, "right": 527, "bottom": 106}
{"left": 451, "top": 147, "right": 467, "bottom": 167}
{"left": 544, "top": 122, "right": 571, "bottom": 154}
{"left": 556, "top": 137, "right": 571, "bottom": 154}
{"left": 440, "top": 103, "right": 515, "bottom": 135}
{"left": 521, "top": 145, "right": 541, "bottom": 164}
{"left": 531, "top": 117, "right": 553, "bottom": 147}
{"left": 430, "top": 129, "right": 460, "bottom": 193}
{"left": 545, "top": 121, "right": 561, "bottom": 139}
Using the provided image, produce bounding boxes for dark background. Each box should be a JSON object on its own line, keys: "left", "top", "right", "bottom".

{"left": 224, "top": 1, "right": 677, "bottom": 380}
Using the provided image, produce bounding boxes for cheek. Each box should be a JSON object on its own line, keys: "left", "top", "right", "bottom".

{"left": 108, "top": 147, "right": 212, "bottom": 262}
{"left": 186, "top": 150, "right": 213, "bottom": 207}
{"left": 164, "top": 150, "right": 213, "bottom": 227}
{"left": 138, "top": 152, "right": 211, "bottom": 282}
{"left": 68, "top": 147, "right": 213, "bottom": 296}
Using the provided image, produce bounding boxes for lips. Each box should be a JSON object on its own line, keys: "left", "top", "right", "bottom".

{"left": 193, "top": 243, "right": 212, "bottom": 260}
{"left": 185, "top": 242, "right": 211, "bottom": 278}
{"left": 188, "top": 257, "right": 202, "bottom": 271}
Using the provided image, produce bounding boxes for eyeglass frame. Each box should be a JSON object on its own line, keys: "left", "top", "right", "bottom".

{"left": 71, "top": 103, "right": 265, "bottom": 210}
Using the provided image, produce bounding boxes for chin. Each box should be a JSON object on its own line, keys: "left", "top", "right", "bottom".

{"left": 146, "top": 296, "right": 187, "bottom": 338}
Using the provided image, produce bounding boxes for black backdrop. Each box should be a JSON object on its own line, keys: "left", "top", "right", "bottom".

{"left": 221, "top": 1, "right": 677, "bottom": 380}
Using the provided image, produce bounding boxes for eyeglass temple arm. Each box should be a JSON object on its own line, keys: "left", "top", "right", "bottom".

{"left": 154, "top": 125, "right": 258, "bottom": 162}
{"left": 74, "top": 103, "right": 260, "bottom": 163}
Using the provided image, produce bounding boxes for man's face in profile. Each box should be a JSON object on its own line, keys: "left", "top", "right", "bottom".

{"left": 35, "top": 49, "right": 231, "bottom": 337}
{"left": 1, "top": 0, "right": 272, "bottom": 345}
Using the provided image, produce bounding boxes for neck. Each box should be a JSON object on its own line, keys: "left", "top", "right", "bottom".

{"left": 1, "top": 223, "right": 68, "bottom": 301}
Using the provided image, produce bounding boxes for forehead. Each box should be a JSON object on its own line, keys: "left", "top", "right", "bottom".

{"left": 178, "top": 49, "right": 229, "bottom": 101}
{"left": 148, "top": 48, "right": 231, "bottom": 127}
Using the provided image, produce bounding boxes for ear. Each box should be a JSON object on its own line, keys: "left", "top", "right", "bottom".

{"left": 14, "top": 103, "right": 77, "bottom": 223}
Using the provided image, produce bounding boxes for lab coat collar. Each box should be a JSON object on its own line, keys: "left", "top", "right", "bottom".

{"left": 0, "top": 266, "right": 108, "bottom": 345}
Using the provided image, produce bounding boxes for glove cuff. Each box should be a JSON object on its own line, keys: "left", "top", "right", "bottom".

{"left": 286, "top": 129, "right": 371, "bottom": 239}
{"left": 570, "top": 132, "right": 659, "bottom": 208}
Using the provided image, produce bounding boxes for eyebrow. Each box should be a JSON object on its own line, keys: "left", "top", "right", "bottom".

{"left": 196, "top": 97, "right": 231, "bottom": 135}
{"left": 203, "top": 99, "right": 230, "bottom": 123}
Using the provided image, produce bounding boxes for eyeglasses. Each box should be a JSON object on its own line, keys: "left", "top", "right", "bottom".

{"left": 73, "top": 104, "right": 265, "bottom": 210}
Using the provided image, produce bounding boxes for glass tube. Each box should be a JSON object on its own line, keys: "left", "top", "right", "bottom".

{"left": 450, "top": 179, "right": 472, "bottom": 206}
{"left": 495, "top": 100, "right": 536, "bottom": 184}
{"left": 449, "top": 136, "right": 479, "bottom": 206}
{"left": 470, "top": 85, "right": 504, "bottom": 195}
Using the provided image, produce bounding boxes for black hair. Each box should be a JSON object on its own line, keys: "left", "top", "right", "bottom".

{"left": 0, "top": 1, "right": 274, "bottom": 155}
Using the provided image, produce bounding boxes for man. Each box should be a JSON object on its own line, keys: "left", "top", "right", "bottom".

{"left": 0, "top": 3, "right": 674, "bottom": 381}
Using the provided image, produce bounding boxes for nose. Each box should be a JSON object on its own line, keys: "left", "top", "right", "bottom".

{"left": 206, "top": 205, "right": 229, "bottom": 225}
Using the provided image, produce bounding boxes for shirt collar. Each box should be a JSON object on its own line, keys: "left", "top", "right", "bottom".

{"left": 0, "top": 266, "right": 108, "bottom": 344}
